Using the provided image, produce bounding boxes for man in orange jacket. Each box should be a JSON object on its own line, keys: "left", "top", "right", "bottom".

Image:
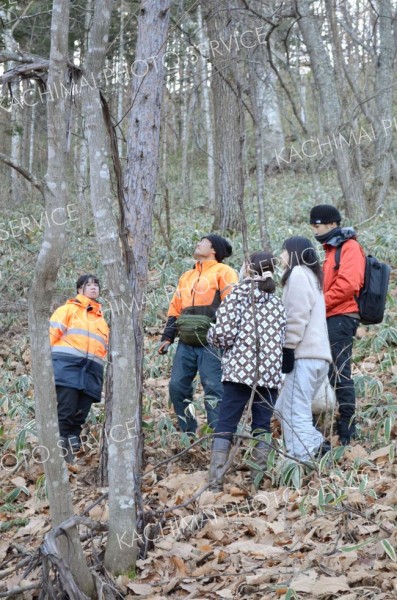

{"left": 158, "top": 235, "right": 238, "bottom": 434}
{"left": 310, "top": 205, "right": 365, "bottom": 445}
{"left": 49, "top": 274, "right": 109, "bottom": 461}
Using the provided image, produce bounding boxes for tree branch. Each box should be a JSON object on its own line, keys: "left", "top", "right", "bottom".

{"left": 0, "top": 152, "right": 44, "bottom": 194}
{"left": 0, "top": 584, "right": 41, "bottom": 599}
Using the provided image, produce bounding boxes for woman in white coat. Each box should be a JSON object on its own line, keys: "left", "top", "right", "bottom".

{"left": 275, "top": 236, "right": 332, "bottom": 461}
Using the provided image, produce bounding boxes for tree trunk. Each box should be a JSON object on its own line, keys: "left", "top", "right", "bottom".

{"left": 180, "top": 58, "right": 191, "bottom": 206}
{"left": 76, "top": 120, "right": 90, "bottom": 233}
{"left": 28, "top": 101, "right": 36, "bottom": 173}
{"left": 28, "top": 0, "right": 96, "bottom": 596}
{"left": 206, "top": 0, "right": 243, "bottom": 232}
{"left": 124, "top": 0, "right": 171, "bottom": 371}
{"left": 297, "top": 0, "right": 368, "bottom": 222}
{"left": 80, "top": 0, "right": 139, "bottom": 575}
{"left": 117, "top": 0, "right": 125, "bottom": 158}
{"left": 197, "top": 4, "right": 216, "bottom": 209}
{"left": 247, "top": 36, "right": 276, "bottom": 250}
{"left": 10, "top": 84, "right": 23, "bottom": 204}
{"left": 371, "top": 0, "right": 394, "bottom": 212}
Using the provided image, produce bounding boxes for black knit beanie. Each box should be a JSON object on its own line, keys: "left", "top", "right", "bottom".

{"left": 310, "top": 204, "right": 342, "bottom": 225}
{"left": 202, "top": 234, "right": 232, "bottom": 262}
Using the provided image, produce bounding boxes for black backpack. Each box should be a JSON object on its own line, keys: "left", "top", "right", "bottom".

{"left": 334, "top": 244, "right": 391, "bottom": 325}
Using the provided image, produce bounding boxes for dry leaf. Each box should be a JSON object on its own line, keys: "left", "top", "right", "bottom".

{"left": 162, "top": 577, "right": 179, "bottom": 594}
{"left": 170, "top": 555, "right": 187, "bottom": 576}
{"left": 10, "top": 476, "right": 27, "bottom": 487}
{"left": 291, "top": 574, "right": 350, "bottom": 595}
{"left": 345, "top": 445, "right": 368, "bottom": 460}
{"left": 126, "top": 582, "right": 155, "bottom": 595}
{"left": 198, "top": 490, "right": 216, "bottom": 507}
{"left": 216, "top": 589, "right": 234, "bottom": 598}
{"left": 368, "top": 445, "right": 392, "bottom": 461}
{"left": 67, "top": 463, "right": 81, "bottom": 474}
{"left": 226, "top": 540, "right": 285, "bottom": 557}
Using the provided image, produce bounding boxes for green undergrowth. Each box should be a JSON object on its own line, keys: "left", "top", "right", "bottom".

{"left": 0, "top": 170, "right": 396, "bottom": 510}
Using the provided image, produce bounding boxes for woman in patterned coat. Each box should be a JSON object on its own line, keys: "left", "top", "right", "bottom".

{"left": 206, "top": 252, "right": 286, "bottom": 491}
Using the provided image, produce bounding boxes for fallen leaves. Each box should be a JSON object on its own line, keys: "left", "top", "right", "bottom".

{"left": 1, "top": 390, "right": 396, "bottom": 599}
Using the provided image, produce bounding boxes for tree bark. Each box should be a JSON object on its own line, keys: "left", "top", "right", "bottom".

{"left": 27, "top": 0, "right": 96, "bottom": 597}
{"left": 197, "top": 4, "right": 216, "bottom": 209}
{"left": 206, "top": 0, "right": 244, "bottom": 232}
{"left": 124, "top": 0, "right": 171, "bottom": 381}
{"left": 297, "top": 0, "right": 368, "bottom": 222}
{"left": 80, "top": 0, "right": 139, "bottom": 575}
{"left": 180, "top": 57, "right": 191, "bottom": 206}
{"left": 117, "top": 0, "right": 126, "bottom": 158}
{"left": 371, "top": 0, "right": 394, "bottom": 212}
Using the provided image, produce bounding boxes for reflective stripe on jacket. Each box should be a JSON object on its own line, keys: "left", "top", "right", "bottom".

{"left": 49, "top": 294, "right": 109, "bottom": 400}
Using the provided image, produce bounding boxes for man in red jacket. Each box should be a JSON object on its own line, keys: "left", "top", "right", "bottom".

{"left": 310, "top": 205, "right": 365, "bottom": 445}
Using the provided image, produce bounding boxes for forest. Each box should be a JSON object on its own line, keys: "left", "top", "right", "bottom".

{"left": 0, "top": 0, "right": 396, "bottom": 598}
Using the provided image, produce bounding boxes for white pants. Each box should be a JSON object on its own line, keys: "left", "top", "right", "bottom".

{"left": 275, "top": 358, "right": 329, "bottom": 461}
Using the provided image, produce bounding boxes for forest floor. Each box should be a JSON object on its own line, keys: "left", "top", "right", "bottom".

{"left": 0, "top": 172, "right": 396, "bottom": 599}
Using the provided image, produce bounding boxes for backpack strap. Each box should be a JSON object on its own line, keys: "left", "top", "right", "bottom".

{"left": 333, "top": 242, "right": 345, "bottom": 271}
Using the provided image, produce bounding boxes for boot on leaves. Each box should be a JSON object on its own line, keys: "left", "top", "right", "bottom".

{"left": 208, "top": 437, "right": 232, "bottom": 492}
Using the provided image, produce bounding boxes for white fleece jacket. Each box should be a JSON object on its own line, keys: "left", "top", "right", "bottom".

{"left": 282, "top": 266, "right": 332, "bottom": 362}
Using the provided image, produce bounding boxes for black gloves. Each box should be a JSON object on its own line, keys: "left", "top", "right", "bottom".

{"left": 282, "top": 347, "right": 295, "bottom": 374}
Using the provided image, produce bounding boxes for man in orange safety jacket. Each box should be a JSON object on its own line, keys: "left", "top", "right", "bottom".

{"left": 158, "top": 235, "right": 238, "bottom": 434}
{"left": 49, "top": 274, "right": 109, "bottom": 461}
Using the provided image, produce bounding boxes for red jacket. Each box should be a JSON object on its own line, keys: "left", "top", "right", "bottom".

{"left": 323, "top": 239, "right": 365, "bottom": 318}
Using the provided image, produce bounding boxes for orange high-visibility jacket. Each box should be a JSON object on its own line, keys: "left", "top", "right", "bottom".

{"left": 168, "top": 260, "right": 238, "bottom": 318}
{"left": 49, "top": 294, "right": 109, "bottom": 400}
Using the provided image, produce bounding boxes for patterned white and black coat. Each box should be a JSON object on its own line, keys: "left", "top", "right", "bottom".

{"left": 207, "top": 280, "right": 286, "bottom": 388}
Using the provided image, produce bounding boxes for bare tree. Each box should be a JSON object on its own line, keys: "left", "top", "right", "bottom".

{"left": 296, "top": 0, "right": 368, "bottom": 221}
{"left": 205, "top": 0, "right": 244, "bottom": 232}
{"left": 27, "top": 0, "right": 96, "bottom": 596}
{"left": 197, "top": 3, "right": 216, "bottom": 209}
{"left": 80, "top": 0, "right": 139, "bottom": 574}
{"left": 123, "top": 0, "right": 172, "bottom": 381}
{"left": 370, "top": 0, "right": 395, "bottom": 212}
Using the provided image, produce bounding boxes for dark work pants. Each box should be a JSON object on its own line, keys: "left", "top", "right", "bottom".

{"left": 215, "top": 381, "right": 278, "bottom": 442}
{"left": 56, "top": 385, "right": 94, "bottom": 440}
{"left": 327, "top": 315, "right": 360, "bottom": 434}
{"left": 169, "top": 342, "right": 223, "bottom": 433}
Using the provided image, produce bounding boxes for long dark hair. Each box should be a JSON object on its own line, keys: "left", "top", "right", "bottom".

{"left": 280, "top": 237, "right": 323, "bottom": 288}
{"left": 247, "top": 251, "right": 276, "bottom": 293}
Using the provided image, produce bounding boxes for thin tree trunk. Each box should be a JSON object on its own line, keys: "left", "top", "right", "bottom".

{"left": 206, "top": 0, "right": 243, "bottom": 232}
{"left": 197, "top": 4, "right": 216, "bottom": 209}
{"left": 28, "top": 101, "right": 35, "bottom": 173}
{"left": 297, "top": 0, "right": 368, "bottom": 222}
{"left": 80, "top": 0, "right": 139, "bottom": 575}
{"left": 371, "top": 0, "right": 394, "bottom": 212}
{"left": 247, "top": 37, "right": 274, "bottom": 250}
{"left": 10, "top": 85, "right": 22, "bottom": 204}
{"left": 117, "top": 0, "right": 125, "bottom": 158}
{"left": 28, "top": 0, "right": 96, "bottom": 596}
{"left": 180, "top": 58, "right": 191, "bottom": 205}
{"left": 124, "top": 0, "right": 171, "bottom": 367}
